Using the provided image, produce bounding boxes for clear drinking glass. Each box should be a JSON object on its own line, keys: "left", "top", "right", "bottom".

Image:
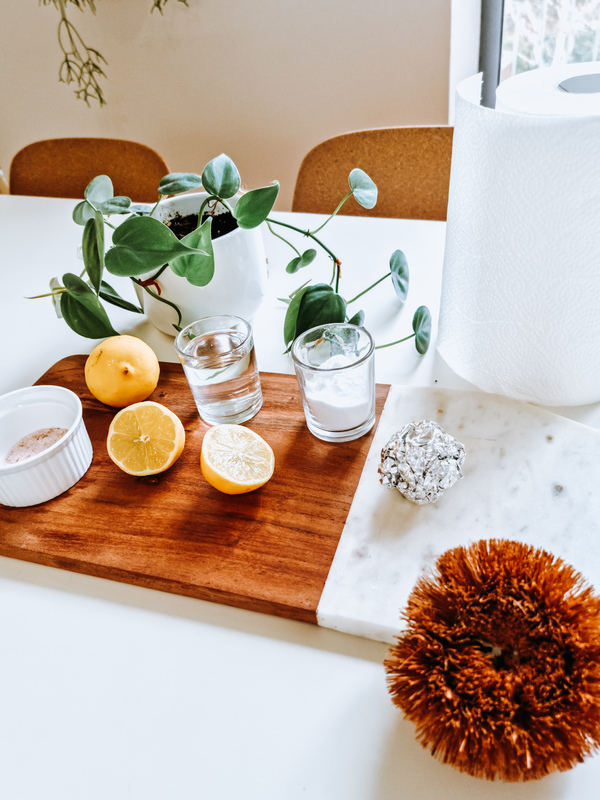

{"left": 174, "top": 315, "right": 262, "bottom": 425}
{"left": 291, "top": 323, "right": 376, "bottom": 442}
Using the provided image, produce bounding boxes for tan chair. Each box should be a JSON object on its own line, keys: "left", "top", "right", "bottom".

{"left": 292, "top": 126, "right": 454, "bottom": 221}
{"left": 9, "top": 137, "right": 169, "bottom": 202}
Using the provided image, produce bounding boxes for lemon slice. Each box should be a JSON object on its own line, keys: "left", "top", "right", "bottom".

{"left": 107, "top": 401, "right": 185, "bottom": 476}
{"left": 201, "top": 424, "right": 275, "bottom": 494}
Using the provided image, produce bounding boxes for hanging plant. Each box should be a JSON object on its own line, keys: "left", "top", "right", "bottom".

{"left": 42, "top": 0, "right": 190, "bottom": 105}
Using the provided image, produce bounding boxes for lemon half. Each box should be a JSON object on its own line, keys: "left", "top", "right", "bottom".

{"left": 107, "top": 401, "right": 185, "bottom": 476}
{"left": 200, "top": 424, "right": 275, "bottom": 494}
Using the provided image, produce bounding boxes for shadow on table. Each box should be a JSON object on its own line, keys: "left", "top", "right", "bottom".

{"left": 0, "top": 555, "right": 389, "bottom": 664}
{"left": 376, "top": 715, "right": 570, "bottom": 800}
{"left": 281, "top": 676, "right": 574, "bottom": 800}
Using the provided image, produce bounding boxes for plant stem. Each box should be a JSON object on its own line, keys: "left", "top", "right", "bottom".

{"left": 289, "top": 279, "right": 311, "bottom": 298}
{"left": 148, "top": 198, "right": 162, "bottom": 217}
{"left": 266, "top": 221, "right": 301, "bottom": 256}
{"left": 329, "top": 259, "right": 336, "bottom": 287}
{"left": 198, "top": 196, "right": 213, "bottom": 222}
{"left": 375, "top": 333, "right": 415, "bottom": 349}
{"left": 132, "top": 278, "right": 183, "bottom": 329}
{"left": 346, "top": 273, "right": 390, "bottom": 304}
{"left": 148, "top": 263, "right": 170, "bottom": 281}
{"left": 308, "top": 191, "right": 353, "bottom": 235}
{"left": 266, "top": 216, "right": 342, "bottom": 289}
{"left": 266, "top": 217, "right": 339, "bottom": 266}
{"left": 25, "top": 289, "right": 65, "bottom": 300}
{"left": 194, "top": 196, "right": 235, "bottom": 229}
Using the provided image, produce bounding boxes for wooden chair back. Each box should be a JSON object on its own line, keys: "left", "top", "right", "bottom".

{"left": 292, "top": 126, "right": 453, "bottom": 221}
{"left": 10, "top": 138, "right": 169, "bottom": 202}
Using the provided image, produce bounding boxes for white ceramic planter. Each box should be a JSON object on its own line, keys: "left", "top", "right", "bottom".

{"left": 133, "top": 192, "right": 268, "bottom": 336}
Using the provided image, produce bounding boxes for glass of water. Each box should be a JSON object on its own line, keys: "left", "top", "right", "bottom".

{"left": 174, "top": 315, "right": 263, "bottom": 425}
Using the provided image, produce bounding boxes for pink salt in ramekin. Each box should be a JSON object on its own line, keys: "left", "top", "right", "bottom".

{"left": 0, "top": 385, "right": 93, "bottom": 507}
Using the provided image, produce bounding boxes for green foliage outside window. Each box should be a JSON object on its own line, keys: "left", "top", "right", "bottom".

{"left": 502, "top": 0, "right": 600, "bottom": 79}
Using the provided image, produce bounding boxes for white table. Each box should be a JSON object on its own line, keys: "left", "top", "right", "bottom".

{"left": 1, "top": 195, "right": 599, "bottom": 798}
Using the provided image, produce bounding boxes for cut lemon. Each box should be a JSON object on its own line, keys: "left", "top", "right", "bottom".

{"left": 200, "top": 424, "right": 275, "bottom": 495}
{"left": 107, "top": 401, "right": 185, "bottom": 476}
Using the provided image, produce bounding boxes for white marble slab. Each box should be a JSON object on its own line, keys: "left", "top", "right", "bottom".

{"left": 317, "top": 386, "right": 600, "bottom": 643}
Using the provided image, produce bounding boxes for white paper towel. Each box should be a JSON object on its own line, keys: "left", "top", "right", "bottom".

{"left": 438, "top": 64, "right": 600, "bottom": 407}
{"left": 496, "top": 61, "right": 600, "bottom": 116}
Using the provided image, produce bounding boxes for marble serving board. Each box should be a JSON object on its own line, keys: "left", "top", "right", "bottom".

{"left": 317, "top": 385, "right": 600, "bottom": 643}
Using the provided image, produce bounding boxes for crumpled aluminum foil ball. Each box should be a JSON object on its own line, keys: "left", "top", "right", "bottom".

{"left": 378, "top": 420, "right": 466, "bottom": 505}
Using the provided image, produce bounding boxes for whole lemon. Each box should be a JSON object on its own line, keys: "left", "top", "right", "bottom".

{"left": 85, "top": 335, "right": 160, "bottom": 407}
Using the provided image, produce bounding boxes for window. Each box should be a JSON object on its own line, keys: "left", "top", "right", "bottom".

{"left": 501, "top": 0, "right": 600, "bottom": 80}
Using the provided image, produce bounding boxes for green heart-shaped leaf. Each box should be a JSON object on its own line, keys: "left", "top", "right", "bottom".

{"left": 234, "top": 183, "right": 280, "bottom": 229}
{"left": 202, "top": 154, "right": 241, "bottom": 199}
{"left": 60, "top": 273, "right": 118, "bottom": 339}
{"left": 347, "top": 310, "right": 365, "bottom": 326}
{"left": 84, "top": 175, "right": 114, "bottom": 205}
{"left": 74, "top": 194, "right": 132, "bottom": 226}
{"left": 412, "top": 305, "right": 432, "bottom": 354}
{"left": 72, "top": 200, "right": 96, "bottom": 226}
{"left": 98, "top": 196, "right": 132, "bottom": 215}
{"left": 286, "top": 248, "right": 317, "bottom": 274}
{"left": 105, "top": 216, "right": 208, "bottom": 276}
{"left": 389, "top": 249, "right": 409, "bottom": 302}
{"left": 294, "top": 284, "right": 346, "bottom": 344}
{"left": 284, "top": 285, "right": 311, "bottom": 348}
{"left": 99, "top": 281, "right": 143, "bottom": 314}
{"left": 81, "top": 211, "right": 105, "bottom": 294}
{"left": 158, "top": 172, "right": 202, "bottom": 196}
{"left": 129, "top": 203, "right": 153, "bottom": 215}
{"left": 349, "top": 169, "right": 377, "bottom": 209}
{"left": 170, "top": 218, "right": 215, "bottom": 286}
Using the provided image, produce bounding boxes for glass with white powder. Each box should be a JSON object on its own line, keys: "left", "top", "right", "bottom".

{"left": 291, "top": 323, "right": 376, "bottom": 442}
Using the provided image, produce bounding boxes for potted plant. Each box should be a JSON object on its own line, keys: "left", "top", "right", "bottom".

{"left": 34, "top": 153, "right": 432, "bottom": 355}
{"left": 129, "top": 187, "right": 269, "bottom": 336}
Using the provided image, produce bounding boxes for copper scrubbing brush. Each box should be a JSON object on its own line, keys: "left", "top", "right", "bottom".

{"left": 384, "top": 538, "right": 600, "bottom": 782}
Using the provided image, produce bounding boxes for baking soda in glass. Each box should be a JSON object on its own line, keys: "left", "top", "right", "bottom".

{"left": 175, "top": 315, "right": 262, "bottom": 425}
{"left": 291, "top": 323, "right": 375, "bottom": 442}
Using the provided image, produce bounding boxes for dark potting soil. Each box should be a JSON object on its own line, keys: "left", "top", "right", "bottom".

{"left": 166, "top": 210, "right": 238, "bottom": 240}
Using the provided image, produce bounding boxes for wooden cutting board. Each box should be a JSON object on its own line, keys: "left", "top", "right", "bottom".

{"left": 0, "top": 356, "right": 389, "bottom": 623}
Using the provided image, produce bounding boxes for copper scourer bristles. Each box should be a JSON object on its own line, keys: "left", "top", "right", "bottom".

{"left": 384, "top": 539, "right": 600, "bottom": 782}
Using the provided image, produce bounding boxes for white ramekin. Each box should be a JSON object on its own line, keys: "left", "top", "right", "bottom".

{"left": 0, "top": 385, "right": 93, "bottom": 507}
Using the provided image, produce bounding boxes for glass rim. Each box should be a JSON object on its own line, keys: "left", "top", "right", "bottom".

{"left": 290, "top": 322, "right": 374, "bottom": 372}
{"left": 174, "top": 314, "right": 252, "bottom": 358}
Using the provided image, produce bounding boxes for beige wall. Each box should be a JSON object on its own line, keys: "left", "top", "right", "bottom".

{"left": 1, "top": 0, "right": 452, "bottom": 209}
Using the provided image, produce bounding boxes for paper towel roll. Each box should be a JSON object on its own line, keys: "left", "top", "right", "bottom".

{"left": 438, "top": 64, "right": 600, "bottom": 407}
{"left": 495, "top": 61, "right": 600, "bottom": 116}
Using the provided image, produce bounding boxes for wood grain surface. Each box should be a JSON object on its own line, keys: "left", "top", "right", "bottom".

{"left": 0, "top": 356, "right": 389, "bottom": 623}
